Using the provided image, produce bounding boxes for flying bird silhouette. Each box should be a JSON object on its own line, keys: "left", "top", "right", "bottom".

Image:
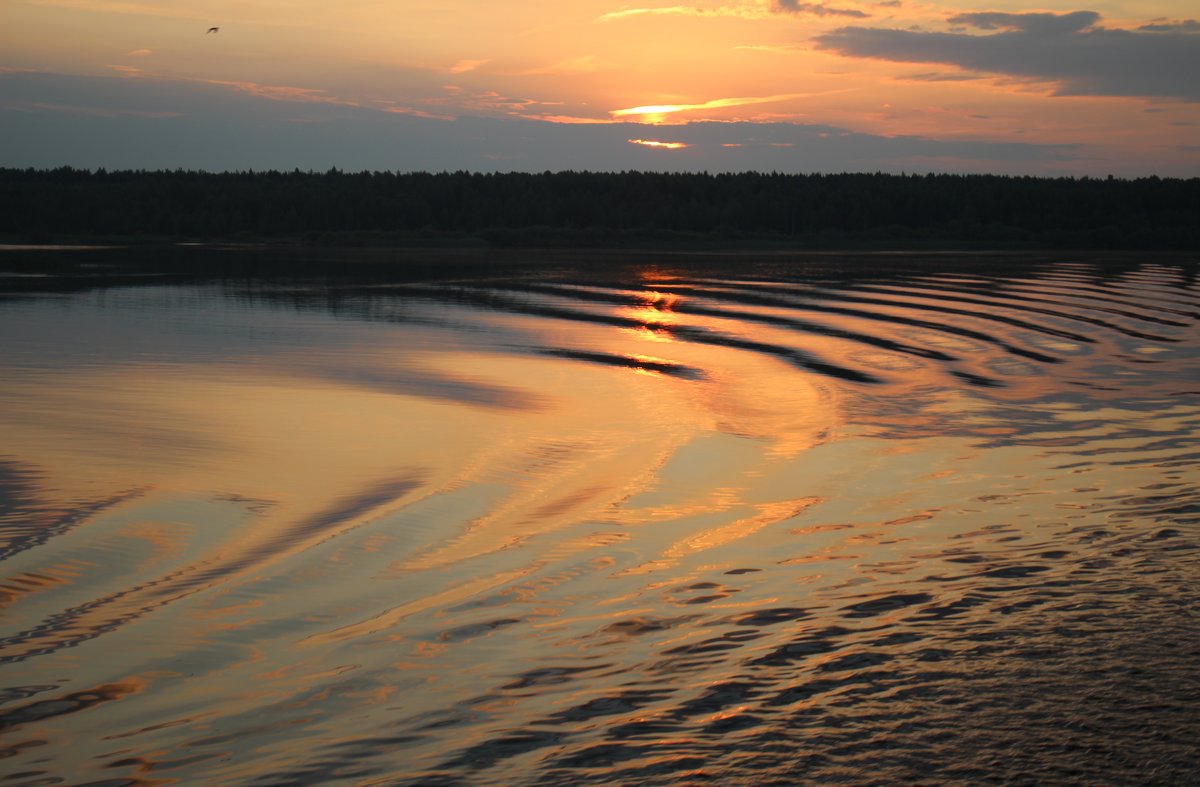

{"left": 206, "top": 27, "right": 219, "bottom": 34}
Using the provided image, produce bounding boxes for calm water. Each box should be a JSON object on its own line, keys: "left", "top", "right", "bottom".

{"left": 1, "top": 250, "right": 1198, "bottom": 785}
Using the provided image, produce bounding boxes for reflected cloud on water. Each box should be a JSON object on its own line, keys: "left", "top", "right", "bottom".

{"left": 0, "top": 250, "right": 1198, "bottom": 784}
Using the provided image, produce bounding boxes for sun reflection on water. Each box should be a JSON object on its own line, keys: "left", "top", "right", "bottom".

{"left": 1, "top": 256, "right": 1198, "bottom": 785}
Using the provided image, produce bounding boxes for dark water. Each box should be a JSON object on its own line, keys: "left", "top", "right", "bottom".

{"left": 1, "top": 250, "right": 1198, "bottom": 785}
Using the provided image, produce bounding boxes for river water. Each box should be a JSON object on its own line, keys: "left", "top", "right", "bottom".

{"left": 1, "top": 249, "right": 1198, "bottom": 785}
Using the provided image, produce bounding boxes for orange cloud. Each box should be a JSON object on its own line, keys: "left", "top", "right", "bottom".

{"left": 533, "top": 114, "right": 619, "bottom": 124}
{"left": 597, "top": 5, "right": 766, "bottom": 22}
{"left": 732, "top": 44, "right": 806, "bottom": 52}
{"left": 381, "top": 106, "right": 456, "bottom": 121}
{"left": 204, "top": 79, "right": 359, "bottom": 106}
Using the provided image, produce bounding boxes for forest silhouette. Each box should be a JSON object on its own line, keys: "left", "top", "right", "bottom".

{"left": 3, "top": 168, "right": 1197, "bottom": 249}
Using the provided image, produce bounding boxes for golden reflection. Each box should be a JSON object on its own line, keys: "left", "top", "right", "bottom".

{"left": 0, "top": 279, "right": 844, "bottom": 673}
{"left": 3, "top": 260, "right": 1197, "bottom": 785}
{"left": 388, "top": 359, "right": 701, "bottom": 572}
{"left": 663, "top": 497, "right": 822, "bottom": 559}
{"left": 636, "top": 290, "right": 681, "bottom": 310}
{"left": 0, "top": 309, "right": 828, "bottom": 659}
{"left": 309, "top": 565, "right": 534, "bottom": 645}
{"left": 618, "top": 289, "right": 684, "bottom": 332}
{"left": 0, "top": 564, "right": 77, "bottom": 607}
{"left": 621, "top": 325, "right": 675, "bottom": 343}
{"left": 628, "top": 353, "right": 681, "bottom": 374}
{"left": 3, "top": 290, "right": 844, "bottom": 659}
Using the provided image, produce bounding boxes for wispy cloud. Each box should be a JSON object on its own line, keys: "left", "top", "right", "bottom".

{"left": 101, "top": 64, "right": 385, "bottom": 111}
{"left": 611, "top": 91, "right": 848, "bottom": 121}
{"left": 530, "top": 114, "right": 619, "bottom": 124}
{"left": 447, "top": 59, "right": 490, "bottom": 74}
{"left": 28, "top": 0, "right": 203, "bottom": 20}
{"left": 518, "top": 55, "right": 612, "bottom": 76}
{"left": 380, "top": 106, "right": 456, "bottom": 121}
{"left": 816, "top": 10, "right": 1200, "bottom": 101}
{"left": 597, "top": 5, "right": 763, "bottom": 22}
{"left": 772, "top": 1, "right": 868, "bottom": 18}
{"left": 899, "top": 71, "right": 989, "bottom": 83}
{"left": 2, "top": 70, "right": 1113, "bottom": 173}
{"left": 203, "top": 79, "right": 359, "bottom": 106}
{"left": 460, "top": 89, "right": 542, "bottom": 113}
{"left": 733, "top": 44, "right": 806, "bottom": 53}
{"left": 12, "top": 102, "right": 183, "bottom": 119}
{"left": 947, "top": 11, "right": 1098, "bottom": 35}
{"left": 1138, "top": 19, "right": 1200, "bottom": 33}
{"left": 127, "top": 49, "right": 153, "bottom": 57}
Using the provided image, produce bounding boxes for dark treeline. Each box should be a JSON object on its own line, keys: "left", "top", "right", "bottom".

{"left": 3, "top": 167, "right": 1199, "bottom": 249}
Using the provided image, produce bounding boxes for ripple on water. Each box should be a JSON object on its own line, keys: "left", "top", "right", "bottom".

{"left": 0, "top": 255, "right": 1198, "bottom": 785}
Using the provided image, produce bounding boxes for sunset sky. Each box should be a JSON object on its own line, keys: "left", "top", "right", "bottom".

{"left": 2, "top": 0, "right": 1198, "bottom": 174}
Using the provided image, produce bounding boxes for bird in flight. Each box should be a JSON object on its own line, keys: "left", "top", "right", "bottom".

{"left": 206, "top": 27, "right": 219, "bottom": 34}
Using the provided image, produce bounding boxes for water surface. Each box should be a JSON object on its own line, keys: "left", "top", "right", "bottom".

{"left": 1, "top": 250, "right": 1198, "bottom": 785}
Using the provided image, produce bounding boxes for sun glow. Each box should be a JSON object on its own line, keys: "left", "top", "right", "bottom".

{"left": 628, "top": 138, "right": 688, "bottom": 149}
{"left": 615, "top": 104, "right": 685, "bottom": 118}
{"left": 612, "top": 94, "right": 817, "bottom": 123}
{"left": 2, "top": 0, "right": 1197, "bottom": 174}
{"left": 619, "top": 290, "right": 684, "bottom": 341}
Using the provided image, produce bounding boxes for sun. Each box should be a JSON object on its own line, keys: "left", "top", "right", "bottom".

{"left": 612, "top": 104, "right": 686, "bottom": 124}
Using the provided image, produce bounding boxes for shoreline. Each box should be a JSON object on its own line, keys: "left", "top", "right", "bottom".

{"left": 2, "top": 240, "right": 1197, "bottom": 260}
